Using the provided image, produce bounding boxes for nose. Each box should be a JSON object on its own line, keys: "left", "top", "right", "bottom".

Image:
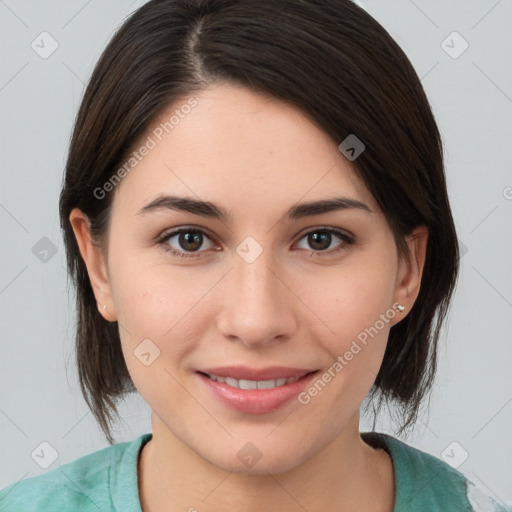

{"left": 215, "top": 244, "right": 298, "bottom": 348}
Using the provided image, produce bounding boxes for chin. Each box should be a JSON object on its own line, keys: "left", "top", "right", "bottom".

{"left": 203, "top": 439, "right": 314, "bottom": 476}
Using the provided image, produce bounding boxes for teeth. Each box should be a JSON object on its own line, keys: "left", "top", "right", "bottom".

{"left": 206, "top": 373, "right": 302, "bottom": 389}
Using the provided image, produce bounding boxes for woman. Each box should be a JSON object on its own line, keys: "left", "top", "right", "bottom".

{"left": 0, "top": 0, "right": 507, "bottom": 510}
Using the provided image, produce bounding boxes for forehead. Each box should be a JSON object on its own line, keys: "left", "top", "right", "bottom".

{"left": 113, "top": 82, "right": 375, "bottom": 215}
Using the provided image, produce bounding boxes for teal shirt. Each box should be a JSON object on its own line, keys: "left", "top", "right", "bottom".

{"left": 1, "top": 432, "right": 508, "bottom": 511}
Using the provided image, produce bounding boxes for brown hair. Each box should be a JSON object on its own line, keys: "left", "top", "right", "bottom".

{"left": 59, "top": 0, "right": 459, "bottom": 443}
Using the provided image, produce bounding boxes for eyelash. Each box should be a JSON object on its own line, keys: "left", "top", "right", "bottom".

{"left": 155, "top": 226, "right": 354, "bottom": 259}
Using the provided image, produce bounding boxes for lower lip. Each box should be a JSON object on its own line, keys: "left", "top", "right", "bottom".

{"left": 196, "top": 371, "right": 320, "bottom": 414}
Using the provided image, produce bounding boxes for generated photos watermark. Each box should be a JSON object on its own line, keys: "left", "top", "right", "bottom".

{"left": 93, "top": 97, "right": 198, "bottom": 200}
{"left": 298, "top": 303, "right": 402, "bottom": 405}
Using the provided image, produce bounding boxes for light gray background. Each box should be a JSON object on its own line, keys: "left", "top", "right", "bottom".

{"left": 1, "top": 0, "right": 511, "bottom": 506}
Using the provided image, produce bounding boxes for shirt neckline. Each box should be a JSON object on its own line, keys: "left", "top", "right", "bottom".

{"left": 114, "top": 431, "right": 404, "bottom": 512}
{"left": 111, "top": 432, "right": 153, "bottom": 512}
{"left": 360, "top": 431, "right": 404, "bottom": 512}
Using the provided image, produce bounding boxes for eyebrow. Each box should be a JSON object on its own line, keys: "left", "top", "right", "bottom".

{"left": 136, "top": 194, "right": 373, "bottom": 222}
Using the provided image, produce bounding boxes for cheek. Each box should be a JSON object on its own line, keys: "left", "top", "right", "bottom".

{"left": 108, "top": 256, "right": 214, "bottom": 376}
{"left": 298, "top": 258, "right": 398, "bottom": 399}
{"left": 306, "top": 256, "right": 398, "bottom": 344}
{"left": 109, "top": 264, "right": 205, "bottom": 413}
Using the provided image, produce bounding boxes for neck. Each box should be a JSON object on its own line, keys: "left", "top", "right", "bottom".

{"left": 138, "top": 413, "right": 394, "bottom": 512}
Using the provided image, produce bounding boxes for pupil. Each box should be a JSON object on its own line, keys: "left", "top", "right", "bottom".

{"left": 180, "top": 231, "right": 202, "bottom": 251}
{"left": 309, "top": 232, "right": 330, "bottom": 251}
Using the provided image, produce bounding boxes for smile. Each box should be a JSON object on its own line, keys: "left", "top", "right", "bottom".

{"left": 196, "top": 368, "right": 321, "bottom": 414}
{"left": 203, "top": 372, "right": 302, "bottom": 389}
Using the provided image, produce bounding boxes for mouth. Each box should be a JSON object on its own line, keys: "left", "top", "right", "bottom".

{"left": 197, "top": 371, "right": 316, "bottom": 390}
{"left": 195, "top": 368, "right": 321, "bottom": 414}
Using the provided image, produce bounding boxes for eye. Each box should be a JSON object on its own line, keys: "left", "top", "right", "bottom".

{"left": 157, "top": 228, "right": 216, "bottom": 258}
{"left": 295, "top": 227, "right": 354, "bottom": 255}
{"left": 156, "top": 226, "right": 354, "bottom": 259}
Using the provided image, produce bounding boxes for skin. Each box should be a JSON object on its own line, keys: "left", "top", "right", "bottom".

{"left": 70, "top": 82, "right": 428, "bottom": 512}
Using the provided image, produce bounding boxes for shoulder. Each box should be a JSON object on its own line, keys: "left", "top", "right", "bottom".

{"left": 0, "top": 433, "right": 151, "bottom": 512}
{"left": 361, "top": 432, "right": 509, "bottom": 512}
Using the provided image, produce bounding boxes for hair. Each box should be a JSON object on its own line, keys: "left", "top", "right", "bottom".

{"left": 59, "top": 0, "right": 459, "bottom": 444}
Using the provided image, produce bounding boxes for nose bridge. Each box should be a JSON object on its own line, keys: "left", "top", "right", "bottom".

{"left": 232, "top": 238, "right": 281, "bottom": 313}
{"left": 216, "top": 236, "right": 295, "bottom": 345}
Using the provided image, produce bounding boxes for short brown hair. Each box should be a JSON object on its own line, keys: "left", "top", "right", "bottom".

{"left": 59, "top": 0, "right": 459, "bottom": 443}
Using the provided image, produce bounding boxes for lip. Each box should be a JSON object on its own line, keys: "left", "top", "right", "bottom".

{"left": 197, "top": 365, "right": 317, "bottom": 381}
{"left": 195, "top": 367, "right": 320, "bottom": 414}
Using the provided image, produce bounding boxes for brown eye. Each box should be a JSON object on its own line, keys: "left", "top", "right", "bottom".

{"left": 296, "top": 228, "right": 354, "bottom": 255}
{"left": 177, "top": 231, "right": 203, "bottom": 252}
{"left": 307, "top": 232, "right": 332, "bottom": 251}
{"left": 158, "top": 228, "right": 215, "bottom": 258}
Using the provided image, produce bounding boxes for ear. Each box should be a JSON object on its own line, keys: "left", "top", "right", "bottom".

{"left": 392, "top": 225, "right": 428, "bottom": 324}
{"left": 69, "top": 208, "right": 117, "bottom": 322}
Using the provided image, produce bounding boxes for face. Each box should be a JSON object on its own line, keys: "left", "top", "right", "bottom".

{"left": 73, "top": 82, "right": 424, "bottom": 474}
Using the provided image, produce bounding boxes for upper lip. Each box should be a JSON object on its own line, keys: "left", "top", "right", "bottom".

{"left": 196, "top": 366, "right": 318, "bottom": 381}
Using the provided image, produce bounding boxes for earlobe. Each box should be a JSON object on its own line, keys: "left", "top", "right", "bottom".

{"left": 393, "top": 226, "right": 429, "bottom": 321}
{"left": 69, "top": 208, "right": 117, "bottom": 322}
